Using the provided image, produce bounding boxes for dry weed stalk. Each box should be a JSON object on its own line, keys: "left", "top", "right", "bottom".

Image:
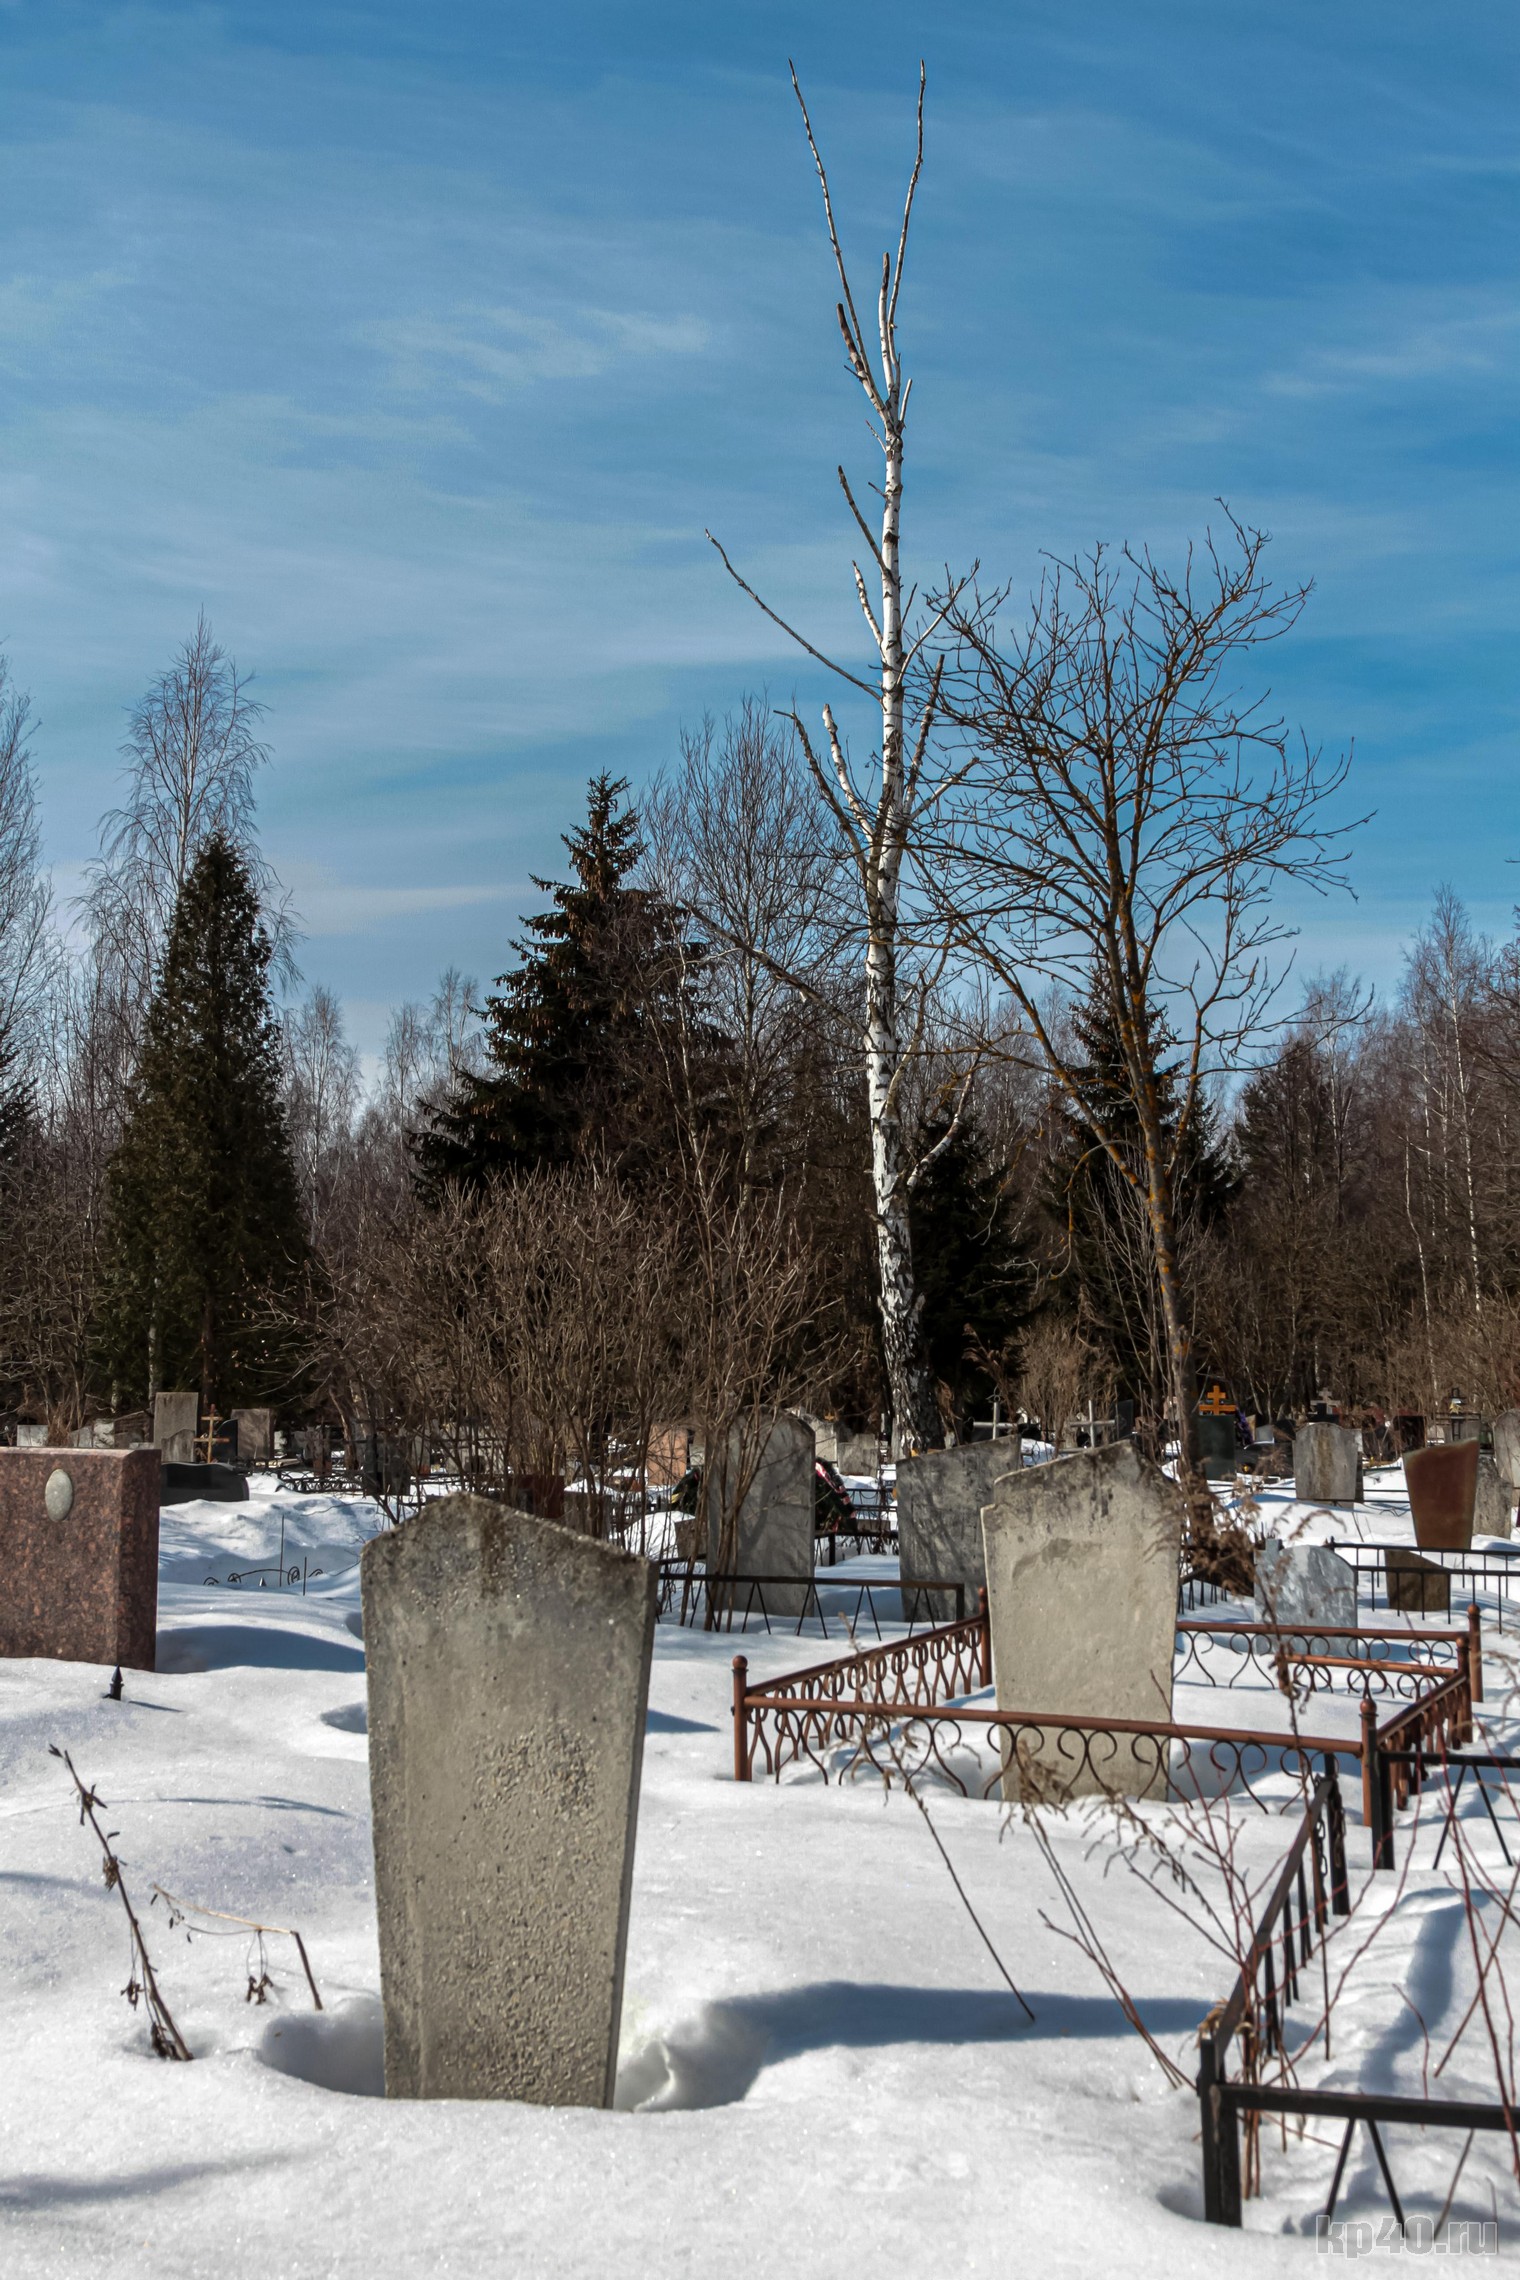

{"left": 151, "top": 1886, "right": 323, "bottom": 2012}
{"left": 51, "top": 1745, "right": 192, "bottom": 2061}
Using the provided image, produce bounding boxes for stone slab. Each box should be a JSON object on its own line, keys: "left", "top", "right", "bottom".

{"left": 1253, "top": 1541, "right": 1357, "bottom": 1632}
{"left": 153, "top": 1390, "right": 199, "bottom": 1465}
{"left": 1475, "top": 1454, "right": 1513, "bottom": 1541}
{"left": 980, "top": 1441, "right": 1185, "bottom": 1799}
{"left": 1386, "top": 1548, "right": 1451, "bottom": 1617}
{"left": 1405, "top": 1441, "right": 1478, "bottom": 1550}
{"left": 1293, "top": 1421, "right": 1362, "bottom": 1506}
{"left": 896, "top": 1441, "right": 1019, "bottom": 1621}
{"left": 1195, "top": 1410, "right": 1238, "bottom": 1481}
{"left": 160, "top": 1462, "right": 249, "bottom": 1506}
{"left": 704, "top": 1412, "right": 815, "bottom": 1619}
{"left": 363, "top": 1496, "right": 656, "bottom": 2105}
{"left": 0, "top": 1447, "right": 159, "bottom": 1668}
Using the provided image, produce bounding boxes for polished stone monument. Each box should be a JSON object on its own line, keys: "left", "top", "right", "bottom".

{"left": 0, "top": 1446, "right": 159, "bottom": 1668}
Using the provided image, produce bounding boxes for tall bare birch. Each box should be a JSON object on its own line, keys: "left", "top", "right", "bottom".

{"left": 709, "top": 65, "right": 954, "bottom": 1451}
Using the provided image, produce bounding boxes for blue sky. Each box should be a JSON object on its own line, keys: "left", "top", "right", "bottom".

{"left": 0, "top": 2, "right": 1515, "bottom": 1051}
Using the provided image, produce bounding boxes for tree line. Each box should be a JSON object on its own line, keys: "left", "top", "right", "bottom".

{"left": 0, "top": 70, "right": 1508, "bottom": 1518}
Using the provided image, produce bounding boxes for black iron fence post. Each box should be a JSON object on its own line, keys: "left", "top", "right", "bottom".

{"left": 1197, "top": 2040, "right": 1243, "bottom": 2225}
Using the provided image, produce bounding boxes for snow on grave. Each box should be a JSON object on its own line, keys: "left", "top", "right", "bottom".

{"left": 1252, "top": 1539, "right": 1356, "bottom": 1631}
{"left": 980, "top": 1441, "right": 1184, "bottom": 1799}
{"left": 362, "top": 1495, "right": 656, "bottom": 2104}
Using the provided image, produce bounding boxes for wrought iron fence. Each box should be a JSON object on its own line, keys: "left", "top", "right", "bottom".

{"left": 732, "top": 1605, "right": 1483, "bottom": 1843}
{"left": 1197, "top": 1758, "right": 1519, "bottom": 2228}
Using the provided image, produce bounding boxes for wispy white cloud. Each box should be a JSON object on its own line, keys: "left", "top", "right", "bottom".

{"left": 285, "top": 875, "right": 519, "bottom": 939}
{"left": 358, "top": 302, "right": 710, "bottom": 398}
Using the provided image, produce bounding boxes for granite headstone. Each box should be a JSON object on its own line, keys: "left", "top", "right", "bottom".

{"left": 0, "top": 1446, "right": 159, "bottom": 1668}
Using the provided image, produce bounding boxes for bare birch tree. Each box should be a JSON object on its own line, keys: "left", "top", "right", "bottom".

{"left": 0, "top": 658, "right": 55, "bottom": 1086}
{"left": 931, "top": 521, "right": 1356, "bottom": 1474}
{"left": 84, "top": 613, "right": 292, "bottom": 1105}
{"left": 708, "top": 65, "right": 962, "bottom": 1451}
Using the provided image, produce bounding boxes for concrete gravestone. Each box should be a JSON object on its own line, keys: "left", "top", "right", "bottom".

{"left": 896, "top": 1441, "right": 1017, "bottom": 1621}
{"left": 1492, "top": 1413, "right": 1520, "bottom": 1498}
{"left": 704, "top": 1412, "right": 815, "bottom": 1619}
{"left": 1253, "top": 1540, "right": 1356, "bottom": 1631}
{"left": 1293, "top": 1421, "right": 1362, "bottom": 1506}
{"left": 153, "top": 1390, "right": 198, "bottom": 1466}
{"left": 1476, "top": 1454, "right": 1514, "bottom": 1541}
{"left": 232, "top": 1408, "right": 273, "bottom": 1464}
{"left": 980, "top": 1441, "right": 1185, "bottom": 1800}
{"left": 0, "top": 1447, "right": 159, "bottom": 1668}
{"left": 363, "top": 1496, "right": 657, "bottom": 2105}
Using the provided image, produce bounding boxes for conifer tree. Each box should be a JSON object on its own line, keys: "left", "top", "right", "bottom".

{"left": 908, "top": 1111, "right": 1030, "bottom": 1431}
{"left": 1041, "top": 983, "right": 1234, "bottom": 1419}
{"left": 419, "top": 775, "right": 710, "bottom": 1188}
{"left": 100, "top": 834, "right": 306, "bottom": 1408}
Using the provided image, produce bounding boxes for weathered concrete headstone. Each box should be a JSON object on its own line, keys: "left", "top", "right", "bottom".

{"left": 897, "top": 1440, "right": 1017, "bottom": 1621}
{"left": 363, "top": 1496, "right": 656, "bottom": 2105}
{"left": 0, "top": 1447, "right": 159, "bottom": 1668}
{"left": 232, "top": 1407, "right": 273, "bottom": 1463}
{"left": 14, "top": 1423, "right": 46, "bottom": 1448}
{"left": 704, "top": 1411, "right": 815, "bottom": 1618}
{"left": 1475, "top": 1454, "right": 1513, "bottom": 1541}
{"left": 1253, "top": 1540, "right": 1357, "bottom": 1631}
{"left": 980, "top": 1441, "right": 1185, "bottom": 1800}
{"left": 1386, "top": 1547, "right": 1451, "bottom": 1617}
{"left": 1293, "top": 1421, "right": 1362, "bottom": 1506}
{"left": 153, "top": 1390, "right": 198, "bottom": 1466}
{"left": 1492, "top": 1412, "right": 1520, "bottom": 1495}
{"left": 1405, "top": 1440, "right": 1478, "bottom": 1551}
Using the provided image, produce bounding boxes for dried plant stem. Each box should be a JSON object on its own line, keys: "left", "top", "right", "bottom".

{"left": 152, "top": 1886, "right": 323, "bottom": 2011}
{"left": 894, "top": 1751, "right": 1034, "bottom": 2020}
{"left": 50, "top": 1745, "right": 192, "bottom": 2061}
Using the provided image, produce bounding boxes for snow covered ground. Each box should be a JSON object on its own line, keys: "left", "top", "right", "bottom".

{"left": 2, "top": 1472, "right": 1518, "bottom": 2276}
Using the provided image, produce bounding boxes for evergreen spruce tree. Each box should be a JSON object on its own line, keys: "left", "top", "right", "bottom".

{"left": 100, "top": 834, "right": 306, "bottom": 1408}
{"left": 1041, "top": 981, "right": 1234, "bottom": 1415}
{"left": 418, "top": 774, "right": 712, "bottom": 1188}
{"left": 907, "top": 1112, "right": 1030, "bottom": 1431}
